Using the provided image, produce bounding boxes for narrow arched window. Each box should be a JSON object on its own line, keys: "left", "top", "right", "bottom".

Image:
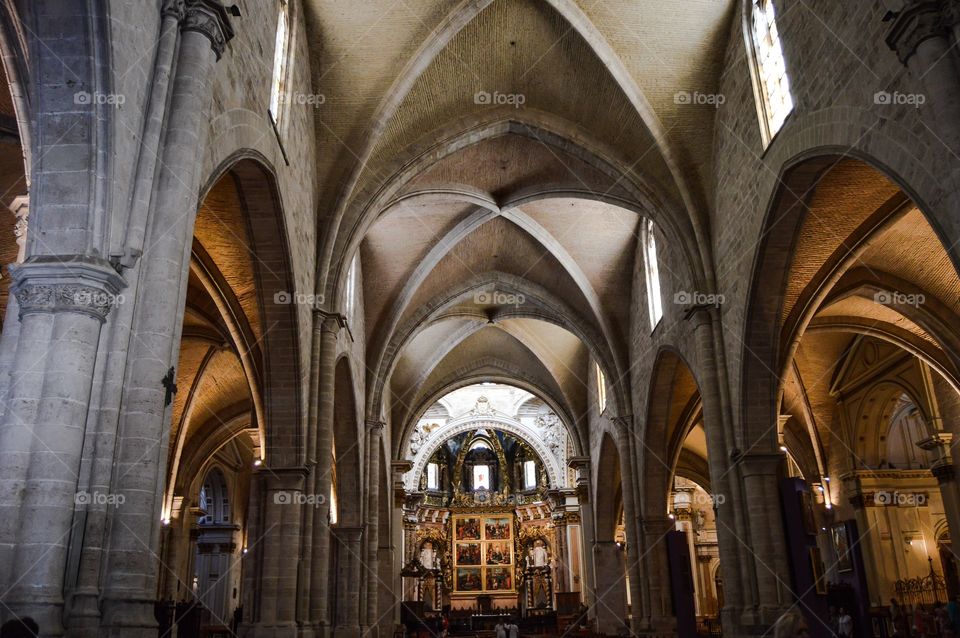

{"left": 642, "top": 218, "right": 663, "bottom": 330}
{"left": 595, "top": 363, "right": 607, "bottom": 414}
{"left": 269, "top": 0, "right": 291, "bottom": 126}
{"left": 749, "top": 0, "right": 793, "bottom": 144}
{"left": 345, "top": 254, "right": 359, "bottom": 319}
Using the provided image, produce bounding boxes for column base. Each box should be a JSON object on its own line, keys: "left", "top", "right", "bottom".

{"left": 65, "top": 589, "right": 104, "bottom": 638}
{"left": 2, "top": 597, "right": 65, "bottom": 637}
{"left": 98, "top": 597, "right": 160, "bottom": 638}
{"left": 237, "top": 622, "right": 300, "bottom": 638}
{"left": 333, "top": 625, "right": 362, "bottom": 638}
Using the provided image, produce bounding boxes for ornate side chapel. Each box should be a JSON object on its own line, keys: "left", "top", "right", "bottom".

{"left": 398, "top": 384, "right": 585, "bottom": 631}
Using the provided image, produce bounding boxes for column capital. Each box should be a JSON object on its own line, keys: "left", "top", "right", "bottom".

{"left": 737, "top": 451, "right": 785, "bottom": 477}
{"left": 182, "top": 0, "right": 237, "bottom": 61}
{"left": 682, "top": 302, "right": 719, "bottom": 328}
{"left": 259, "top": 465, "right": 309, "bottom": 492}
{"left": 10, "top": 255, "right": 127, "bottom": 322}
{"left": 161, "top": 0, "right": 187, "bottom": 20}
{"left": 886, "top": 1, "right": 950, "bottom": 65}
{"left": 317, "top": 310, "right": 346, "bottom": 335}
{"left": 331, "top": 526, "right": 365, "bottom": 543}
{"left": 366, "top": 419, "right": 386, "bottom": 433}
{"left": 932, "top": 461, "right": 956, "bottom": 484}
{"left": 611, "top": 414, "right": 633, "bottom": 431}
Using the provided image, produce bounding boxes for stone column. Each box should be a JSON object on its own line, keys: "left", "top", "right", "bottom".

{"left": 738, "top": 453, "right": 792, "bottom": 624}
{"left": 310, "top": 313, "right": 344, "bottom": 635}
{"left": 98, "top": 3, "right": 235, "bottom": 635}
{"left": 686, "top": 306, "right": 751, "bottom": 632}
{"left": 592, "top": 541, "right": 628, "bottom": 635}
{"left": 887, "top": 1, "right": 960, "bottom": 188}
{"left": 612, "top": 416, "right": 644, "bottom": 636}
{"left": 0, "top": 257, "right": 125, "bottom": 634}
{"left": 363, "top": 420, "right": 385, "bottom": 636}
{"left": 640, "top": 516, "right": 676, "bottom": 633}
{"left": 332, "top": 527, "right": 365, "bottom": 638}
{"left": 840, "top": 478, "right": 883, "bottom": 605}
{"left": 918, "top": 433, "right": 960, "bottom": 559}
{"left": 552, "top": 510, "right": 569, "bottom": 592}
{"left": 569, "top": 456, "right": 595, "bottom": 611}
{"left": 247, "top": 467, "right": 308, "bottom": 636}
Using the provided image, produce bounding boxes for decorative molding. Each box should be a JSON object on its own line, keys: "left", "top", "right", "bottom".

{"left": 886, "top": 1, "right": 949, "bottom": 65}
{"left": 8, "top": 195, "right": 27, "bottom": 263}
{"left": 10, "top": 256, "right": 126, "bottom": 322}
{"left": 182, "top": 0, "right": 237, "bottom": 61}
{"left": 405, "top": 416, "right": 566, "bottom": 490}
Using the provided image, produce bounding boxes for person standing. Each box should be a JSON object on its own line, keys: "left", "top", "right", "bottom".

{"left": 837, "top": 608, "right": 853, "bottom": 638}
{"left": 891, "top": 598, "right": 910, "bottom": 638}
{"left": 507, "top": 617, "right": 520, "bottom": 638}
{"left": 495, "top": 619, "right": 507, "bottom": 638}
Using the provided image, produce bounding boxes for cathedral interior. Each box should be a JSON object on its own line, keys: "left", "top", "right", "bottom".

{"left": 0, "top": 1, "right": 959, "bottom": 637}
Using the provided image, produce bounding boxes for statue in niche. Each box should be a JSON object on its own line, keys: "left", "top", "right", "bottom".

{"left": 420, "top": 540, "right": 437, "bottom": 570}
{"left": 525, "top": 539, "right": 550, "bottom": 568}
{"left": 693, "top": 509, "right": 706, "bottom": 534}
{"left": 532, "top": 539, "right": 549, "bottom": 567}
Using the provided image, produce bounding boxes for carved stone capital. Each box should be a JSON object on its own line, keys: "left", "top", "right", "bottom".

{"left": 161, "top": 0, "right": 187, "bottom": 21}
{"left": 611, "top": 414, "right": 633, "bottom": 432}
{"left": 367, "top": 419, "right": 386, "bottom": 434}
{"left": 886, "top": 1, "right": 949, "bottom": 65}
{"left": 737, "top": 452, "right": 785, "bottom": 478}
{"left": 943, "top": 1, "right": 960, "bottom": 28}
{"left": 10, "top": 256, "right": 126, "bottom": 322}
{"left": 182, "top": 0, "right": 236, "bottom": 61}
{"left": 259, "top": 465, "right": 309, "bottom": 492}
{"left": 932, "top": 461, "right": 956, "bottom": 484}
{"left": 317, "top": 310, "right": 346, "bottom": 336}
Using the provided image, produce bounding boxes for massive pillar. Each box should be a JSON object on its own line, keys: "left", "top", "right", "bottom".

{"left": 569, "top": 456, "right": 595, "bottom": 614}
{"left": 640, "top": 515, "right": 676, "bottom": 634}
{"left": 686, "top": 306, "right": 752, "bottom": 632}
{"left": 0, "top": 258, "right": 125, "bottom": 634}
{"left": 97, "top": 3, "right": 236, "bottom": 635}
{"left": 737, "top": 453, "right": 791, "bottom": 623}
{"left": 245, "top": 467, "right": 309, "bottom": 637}
{"left": 332, "top": 526, "right": 365, "bottom": 638}
{"left": 592, "top": 541, "right": 628, "bottom": 635}
{"left": 309, "top": 312, "right": 344, "bottom": 636}
{"left": 363, "top": 420, "right": 385, "bottom": 637}
{"left": 887, "top": 1, "right": 960, "bottom": 193}
{"left": 612, "top": 416, "right": 644, "bottom": 636}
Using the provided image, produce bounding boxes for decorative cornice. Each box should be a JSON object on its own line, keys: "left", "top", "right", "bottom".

{"left": 10, "top": 256, "right": 126, "bottom": 322}
{"left": 182, "top": 0, "right": 236, "bottom": 61}
{"left": 886, "top": 1, "right": 949, "bottom": 65}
